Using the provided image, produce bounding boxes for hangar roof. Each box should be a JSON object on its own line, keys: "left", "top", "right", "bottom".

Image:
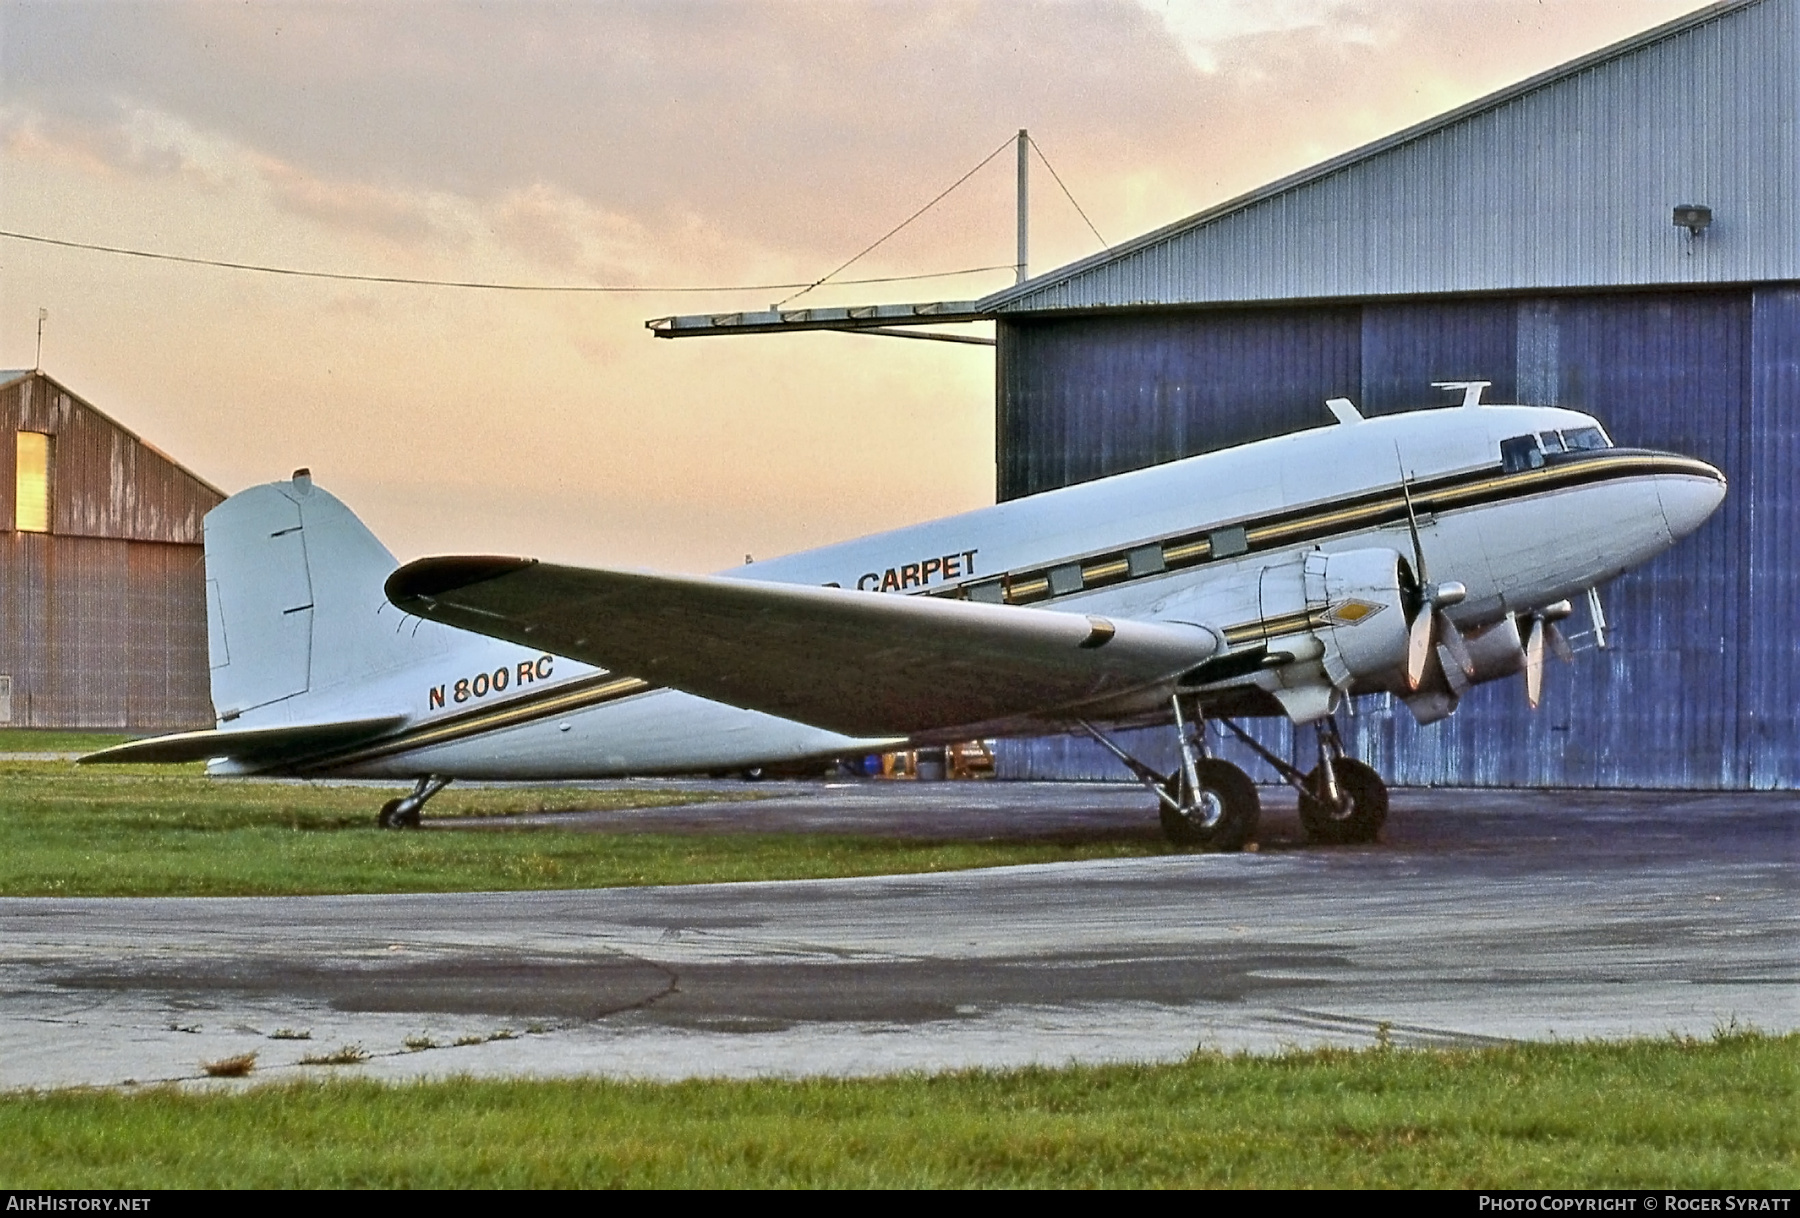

{"left": 985, "top": 0, "right": 1795, "bottom": 315}
{"left": 2, "top": 369, "right": 224, "bottom": 542}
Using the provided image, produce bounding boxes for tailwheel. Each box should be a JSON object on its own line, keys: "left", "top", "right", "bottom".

{"left": 1159, "top": 759, "right": 1260, "bottom": 852}
{"left": 377, "top": 775, "right": 449, "bottom": 830}
{"left": 377, "top": 798, "right": 419, "bottom": 830}
{"left": 1297, "top": 757, "right": 1387, "bottom": 845}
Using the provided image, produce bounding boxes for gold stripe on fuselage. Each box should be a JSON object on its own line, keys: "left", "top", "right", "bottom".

{"left": 1221, "top": 609, "right": 1324, "bottom": 647}
{"left": 953, "top": 450, "right": 1702, "bottom": 610}
{"left": 307, "top": 673, "right": 653, "bottom": 770}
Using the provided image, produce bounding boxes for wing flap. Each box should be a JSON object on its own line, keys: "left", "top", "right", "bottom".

{"left": 386, "top": 558, "right": 1222, "bottom": 736}
{"left": 79, "top": 716, "right": 407, "bottom": 765}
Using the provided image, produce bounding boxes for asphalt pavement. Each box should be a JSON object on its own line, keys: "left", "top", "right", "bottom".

{"left": 2, "top": 781, "right": 1793, "bottom": 1090}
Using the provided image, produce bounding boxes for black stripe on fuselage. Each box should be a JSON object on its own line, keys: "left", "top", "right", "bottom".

{"left": 294, "top": 671, "right": 654, "bottom": 772}
{"left": 302, "top": 449, "right": 1707, "bottom": 768}
{"left": 936, "top": 450, "right": 1710, "bottom": 609}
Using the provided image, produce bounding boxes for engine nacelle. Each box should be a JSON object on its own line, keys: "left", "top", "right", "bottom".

{"left": 1303, "top": 548, "right": 1413, "bottom": 691}
{"left": 1461, "top": 615, "right": 1527, "bottom": 684}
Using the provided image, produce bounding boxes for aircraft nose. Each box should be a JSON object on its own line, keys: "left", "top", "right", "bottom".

{"left": 1656, "top": 458, "right": 1727, "bottom": 542}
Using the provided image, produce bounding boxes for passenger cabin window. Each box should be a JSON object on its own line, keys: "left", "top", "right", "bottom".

{"left": 14, "top": 431, "right": 51, "bottom": 533}
{"left": 1539, "top": 431, "right": 1567, "bottom": 453}
{"left": 1500, "top": 434, "right": 1545, "bottom": 474}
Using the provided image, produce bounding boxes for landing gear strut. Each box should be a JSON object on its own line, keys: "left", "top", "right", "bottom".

{"left": 1215, "top": 714, "right": 1388, "bottom": 845}
{"left": 378, "top": 775, "right": 450, "bottom": 829}
{"left": 1297, "top": 718, "right": 1387, "bottom": 844}
{"left": 1079, "top": 698, "right": 1260, "bottom": 851}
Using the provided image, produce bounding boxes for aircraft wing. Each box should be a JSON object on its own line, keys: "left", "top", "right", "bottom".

{"left": 79, "top": 716, "right": 407, "bottom": 765}
{"left": 386, "top": 558, "right": 1222, "bottom": 737}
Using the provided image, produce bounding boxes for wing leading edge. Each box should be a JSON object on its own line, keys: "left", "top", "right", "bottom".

{"left": 79, "top": 715, "right": 408, "bottom": 766}
{"left": 386, "top": 557, "right": 1223, "bottom": 737}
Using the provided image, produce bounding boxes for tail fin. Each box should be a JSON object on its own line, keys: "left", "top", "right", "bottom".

{"left": 204, "top": 470, "right": 445, "bottom": 721}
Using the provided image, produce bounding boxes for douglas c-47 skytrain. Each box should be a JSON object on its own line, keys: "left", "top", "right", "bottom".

{"left": 85, "top": 383, "right": 1725, "bottom": 849}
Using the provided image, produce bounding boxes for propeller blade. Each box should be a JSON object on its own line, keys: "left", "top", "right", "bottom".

{"left": 1547, "top": 621, "right": 1575, "bottom": 664}
{"left": 1398, "top": 465, "right": 1428, "bottom": 588}
{"left": 1406, "top": 604, "right": 1436, "bottom": 690}
{"left": 1438, "top": 611, "right": 1474, "bottom": 679}
{"left": 1523, "top": 615, "right": 1546, "bottom": 709}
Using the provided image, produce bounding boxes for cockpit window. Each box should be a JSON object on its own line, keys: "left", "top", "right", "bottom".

{"left": 1511, "top": 427, "right": 1614, "bottom": 469}
{"left": 1500, "top": 435, "right": 1545, "bottom": 474}
{"left": 1560, "top": 426, "right": 1610, "bottom": 451}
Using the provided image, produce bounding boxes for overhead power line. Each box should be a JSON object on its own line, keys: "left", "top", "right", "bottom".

{"left": 2, "top": 134, "right": 1106, "bottom": 299}
{"left": 0, "top": 228, "right": 1013, "bottom": 294}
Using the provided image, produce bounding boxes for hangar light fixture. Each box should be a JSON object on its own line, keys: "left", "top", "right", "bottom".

{"left": 1673, "top": 204, "right": 1712, "bottom": 235}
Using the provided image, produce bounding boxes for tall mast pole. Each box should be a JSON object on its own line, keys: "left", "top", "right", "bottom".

{"left": 1015, "top": 129, "right": 1029, "bottom": 284}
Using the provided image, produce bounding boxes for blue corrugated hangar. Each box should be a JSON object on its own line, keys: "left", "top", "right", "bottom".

{"left": 652, "top": 0, "right": 1797, "bottom": 790}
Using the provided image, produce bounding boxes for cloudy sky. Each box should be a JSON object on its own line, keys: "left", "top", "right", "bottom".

{"left": 0, "top": 0, "right": 1706, "bottom": 570}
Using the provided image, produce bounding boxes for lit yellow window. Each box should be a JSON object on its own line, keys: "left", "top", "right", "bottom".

{"left": 15, "top": 431, "right": 50, "bottom": 533}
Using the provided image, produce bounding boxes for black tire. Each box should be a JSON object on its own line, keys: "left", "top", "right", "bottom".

{"left": 1158, "top": 759, "right": 1260, "bottom": 851}
{"left": 377, "top": 797, "right": 421, "bottom": 830}
{"left": 1297, "top": 757, "right": 1388, "bottom": 845}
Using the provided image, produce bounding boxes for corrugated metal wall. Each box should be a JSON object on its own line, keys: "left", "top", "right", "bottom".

{"left": 998, "top": 307, "right": 1361, "bottom": 498}
{"left": 993, "top": 0, "right": 1798, "bottom": 313}
{"left": 1, "top": 373, "right": 220, "bottom": 729}
{"left": 994, "top": 285, "right": 1797, "bottom": 789}
{"left": 1744, "top": 287, "right": 1800, "bottom": 787}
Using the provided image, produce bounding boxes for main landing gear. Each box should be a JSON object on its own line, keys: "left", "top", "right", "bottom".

{"left": 377, "top": 775, "right": 451, "bottom": 829}
{"left": 1081, "top": 704, "right": 1389, "bottom": 849}
{"left": 1078, "top": 699, "right": 1260, "bottom": 851}
{"left": 1216, "top": 714, "right": 1388, "bottom": 845}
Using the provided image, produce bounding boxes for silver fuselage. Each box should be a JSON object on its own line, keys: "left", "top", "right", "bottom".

{"left": 216, "top": 402, "right": 1724, "bottom": 779}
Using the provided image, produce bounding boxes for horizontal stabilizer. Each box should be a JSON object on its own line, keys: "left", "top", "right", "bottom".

{"left": 386, "top": 557, "right": 1223, "bottom": 737}
{"left": 79, "top": 716, "right": 407, "bottom": 765}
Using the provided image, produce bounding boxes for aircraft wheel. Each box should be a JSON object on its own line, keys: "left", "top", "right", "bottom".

{"left": 1297, "top": 758, "right": 1388, "bottom": 845}
{"left": 1159, "top": 759, "right": 1259, "bottom": 851}
{"left": 377, "top": 798, "right": 420, "bottom": 830}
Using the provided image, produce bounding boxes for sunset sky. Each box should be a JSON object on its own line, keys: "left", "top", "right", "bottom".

{"left": 0, "top": 0, "right": 1708, "bottom": 571}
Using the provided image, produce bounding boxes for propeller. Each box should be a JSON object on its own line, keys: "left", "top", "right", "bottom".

{"left": 1398, "top": 469, "right": 1473, "bottom": 692}
{"left": 1394, "top": 456, "right": 1579, "bottom": 710}
{"left": 1523, "top": 614, "right": 1546, "bottom": 709}
{"left": 1521, "top": 599, "right": 1576, "bottom": 709}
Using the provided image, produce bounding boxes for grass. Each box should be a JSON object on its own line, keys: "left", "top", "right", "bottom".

{"left": 1, "top": 1033, "right": 1792, "bottom": 1188}
{"left": 296, "top": 1045, "right": 369, "bottom": 1067}
{"left": 0, "top": 729, "right": 130, "bottom": 754}
{"left": 0, "top": 760, "right": 1167, "bottom": 897}
{"left": 198, "top": 1054, "right": 256, "bottom": 1079}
